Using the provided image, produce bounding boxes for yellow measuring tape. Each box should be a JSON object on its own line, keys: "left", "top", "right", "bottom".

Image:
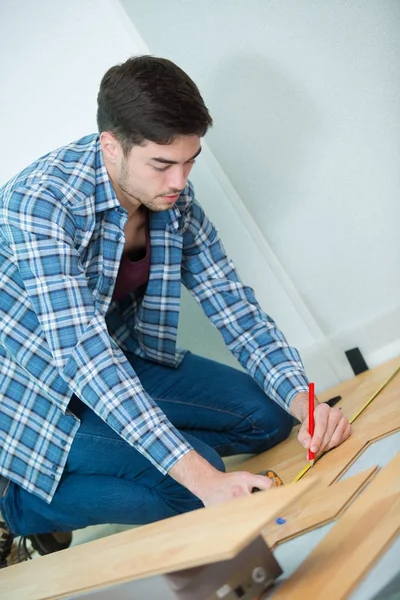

{"left": 292, "top": 363, "right": 400, "bottom": 483}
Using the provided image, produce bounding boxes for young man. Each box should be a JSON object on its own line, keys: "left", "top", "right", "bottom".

{"left": 0, "top": 56, "right": 350, "bottom": 566}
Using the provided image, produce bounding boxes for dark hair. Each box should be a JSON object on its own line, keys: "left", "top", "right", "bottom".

{"left": 97, "top": 55, "right": 213, "bottom": 154}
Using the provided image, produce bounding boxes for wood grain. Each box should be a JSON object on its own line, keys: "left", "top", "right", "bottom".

{"left": 317, "top": 356, "right": 400, "bottom": 416}
{"left": 2, "top": 478, "right": 315, "bottom": 600}
{"left": 262, "top": 467, "right": 377, "bottom": 548}
{"left": 228, "top": 357, "right": 400, "bottom": 485}
{"left": 271, "top": 453, "right": 400, "bottom": 599}
{"left": 299, "top": 372, "right": 400, "bottom": 486}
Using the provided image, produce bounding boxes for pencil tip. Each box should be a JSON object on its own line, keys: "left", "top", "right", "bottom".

{"left": 309, "top": 459, "right": 315, "bottom": 467}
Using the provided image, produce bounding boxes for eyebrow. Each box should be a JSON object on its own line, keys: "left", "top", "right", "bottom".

{"left": 151, "top": 146, "right": 202, "bottom": 165}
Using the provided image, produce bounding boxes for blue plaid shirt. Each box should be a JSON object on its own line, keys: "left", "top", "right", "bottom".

{"left": 0, "top": 135, "right": 308, "bottom": 503}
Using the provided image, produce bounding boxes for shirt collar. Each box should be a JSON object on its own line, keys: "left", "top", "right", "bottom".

{"left": 94, "top": 136, "right": 121, "bottom": 213}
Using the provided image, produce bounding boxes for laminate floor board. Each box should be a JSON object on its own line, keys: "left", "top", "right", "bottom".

{"left": 262, "top": 467, "right": 377, "bottom": 548}
{"left": 340, "top": 430, "right": 400, "bottom": 482}
{"left": 271, "top": 453, "right": 400, "bottom": 600}
{"left": 230, "top": 359, "right": 400, "bottom": 486}
{"left": 318, "top": 356, "right": 400, "bottom": 420}
{"left": 1, "top": 478, "right": 315, "bottom": 600}
{"left": 266, "top": 431, "right": 400, "bottom": 599}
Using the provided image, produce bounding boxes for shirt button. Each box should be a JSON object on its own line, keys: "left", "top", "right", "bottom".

{"left": 61, "top": 441, "right": 67, "bottom": 447}
{"left": 52, "top": 464, "right": 58, "bottom": 472}
{"left": 116, "top": 207, "right": 125, "bottom": 215}
{"left": 50, "top": 474, "right": 55, "bottom": 480}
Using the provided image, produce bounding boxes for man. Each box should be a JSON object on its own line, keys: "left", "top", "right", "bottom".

{"left": 0, "top": 56, "right": 350, "bottom": 567}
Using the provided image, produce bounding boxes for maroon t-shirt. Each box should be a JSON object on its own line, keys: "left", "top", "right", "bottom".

{"left": 112, "top": 224, "right": 150, "bottom": 301}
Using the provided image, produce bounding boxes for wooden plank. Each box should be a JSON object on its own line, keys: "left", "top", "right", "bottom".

{"left": 230, "top": 359, "right": 400, "bottom": 485}
{"left": 262, "top": 467, "right": 377, "bottom": 548}
{"left": 354, "top": 383, "right": 400, "bottom": 438}
{"left": 2, "top": 478, "right": 315, "bottom": 600}
{"left": 317, "top": 355, "right": 400, "bottom": 417}
{"left": 272, "top": 453, "right": 400, "bottom": 599}
{"left": 295, "top": 363, "right": 400, "bottom": 481}
{"left": 234, "top": 427, "right": 368, "bottom": 487}
{"left": 301, "top": 434, "right": 369, "bottom": 486}
{"left": 348, "top": 363, "right": 400, "bottom": 424}
{"left": 298, "top": 376, "right": 400, "bottom": 485}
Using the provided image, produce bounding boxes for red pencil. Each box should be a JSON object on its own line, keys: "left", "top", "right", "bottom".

{"left": 307, "top": 382, "right": 315, "bottom": 466}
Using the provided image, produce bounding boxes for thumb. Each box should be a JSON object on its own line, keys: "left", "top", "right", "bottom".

{"left": 298, "top": 420, "right": 311, "bottom": 450}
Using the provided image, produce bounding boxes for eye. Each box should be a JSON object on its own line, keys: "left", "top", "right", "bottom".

{"left": 152, "top": 165, "right": 170, "bottom": 172}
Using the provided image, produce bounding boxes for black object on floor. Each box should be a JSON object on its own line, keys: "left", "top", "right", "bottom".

{"left": 345, "top": 347, "right": 369, "bottom": 376}
{"left": 326, "top": 396, "right": 342, "bottom": 407}
{"left": 28, "top": 531, "right": 72, "bottom": 555}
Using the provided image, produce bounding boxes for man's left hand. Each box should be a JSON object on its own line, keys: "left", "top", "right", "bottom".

{"left": 290, "top": 393, "right": 351, "bottom": 457}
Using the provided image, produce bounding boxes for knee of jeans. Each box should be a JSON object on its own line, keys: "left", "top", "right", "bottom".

{"left": 274, "top": 410, "right": 294, "bottom": 443}
{"left": 251, "top": 408, "right": 294, "bottom": 453}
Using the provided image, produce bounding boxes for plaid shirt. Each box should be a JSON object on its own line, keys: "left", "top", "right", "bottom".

{"left": 0, "top": 135, "right": 308, "bottom": 503}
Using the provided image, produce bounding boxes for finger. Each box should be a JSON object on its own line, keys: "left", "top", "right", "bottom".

{"left": 318, "top": 407, "right": 344, "bottom": 453}
{"left": 321, "top": 411, "right": 351, "bottom": 453}
{"left": 249, "top": 474, "right": 273, "bottom": 492}
{"left": 326, "top": 418, "right": 352, "bottom": 450}
{"left": 310, "top": 403, "right": 329, "bottom": 453}
{"left": 297, "top": 421, "right": 312, "bottom": 450}
{"left": 323, "top": 418, "right": 346, "bottom": 452}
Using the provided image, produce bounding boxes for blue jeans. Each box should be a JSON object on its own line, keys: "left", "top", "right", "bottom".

{"left": 1, "top": 352, "right": 293, "bottom": 536}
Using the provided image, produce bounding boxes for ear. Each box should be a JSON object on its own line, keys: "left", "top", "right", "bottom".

{"left": 100, "top": 131, "right": 121, "bottom": 163}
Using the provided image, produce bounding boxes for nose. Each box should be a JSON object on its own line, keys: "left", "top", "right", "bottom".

{"left": 167, "top": 166, "right": 187, "bottom": 191}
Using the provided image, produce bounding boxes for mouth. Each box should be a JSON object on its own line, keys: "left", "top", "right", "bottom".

{"left": 162, "top": 193, "right": 180, "bottom": 203}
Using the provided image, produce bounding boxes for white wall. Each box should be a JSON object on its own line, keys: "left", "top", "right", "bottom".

{"left": 1, "top": 0, "right": 344, "bottom": 390}
{"left": 0, "top": 0, "right": 148, "bottom": 181}
{"left": 7, "top": 0, "right": 397, "bottom": 391}
{"left": 121, "top": 0, "right": 400, "bottom": 369}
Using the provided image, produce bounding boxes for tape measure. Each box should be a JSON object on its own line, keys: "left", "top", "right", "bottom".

{"left": 252, "top": 470, "right": 284, "bottom": 493}
{"left": 259, "top": 470, "right": 284, "bottom": 487}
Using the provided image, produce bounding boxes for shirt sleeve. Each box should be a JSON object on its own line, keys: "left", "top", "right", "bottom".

{"left": 4, "top": 188, "right": 192, "bottom": 474}
{"left": 181, "top": 182, "right": 309, "bottom": 412}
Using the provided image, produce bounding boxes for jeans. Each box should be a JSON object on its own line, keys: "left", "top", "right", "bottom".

{"left": 1, "top": 352, "right": 293, "bottom": 536}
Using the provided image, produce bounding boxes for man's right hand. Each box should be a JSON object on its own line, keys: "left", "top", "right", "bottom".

{"left": 168, "top": 450, "right": 273, "bottom": 507}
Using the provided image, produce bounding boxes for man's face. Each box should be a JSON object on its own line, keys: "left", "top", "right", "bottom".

{"left": 105, "top": 134, "right": 201, "bottom": 213}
